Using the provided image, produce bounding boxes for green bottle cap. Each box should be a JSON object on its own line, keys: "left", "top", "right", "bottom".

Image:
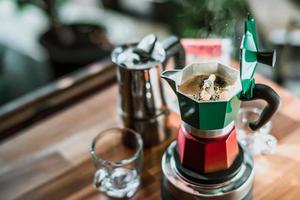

{"left": 240, "top": 15, "right": 276, "bottom": 99}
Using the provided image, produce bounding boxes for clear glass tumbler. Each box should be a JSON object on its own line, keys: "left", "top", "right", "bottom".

{"left": 89, "top": 127, "right": 143, "bottom": 198}
{"left": 235, "top": 106, "right": 277, "bottom": 155}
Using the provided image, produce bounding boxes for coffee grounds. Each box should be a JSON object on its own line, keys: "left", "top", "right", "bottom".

{"left": 179, "top": 75, "right": 229, "bottom": 101}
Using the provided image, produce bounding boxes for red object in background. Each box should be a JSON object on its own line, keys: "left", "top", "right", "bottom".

{"left": 177, "top": 126, "right": 239, "bottom": 174}
{"left": 181, "top": 39, "right": 222, "bottom": 57}
{"left": 181, "top": 38, "right": 232, "bottom": 65}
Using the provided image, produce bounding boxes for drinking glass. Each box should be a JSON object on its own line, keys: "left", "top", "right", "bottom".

{"left": 89, "top": 127, "right": 143, "bottom": 198}
{"left": 235, "top": 106, "right": 277, "bottom": 155}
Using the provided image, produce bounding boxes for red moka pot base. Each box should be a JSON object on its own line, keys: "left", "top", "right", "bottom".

{"left": 177, "top": 126, "right": 239, "bottom": 174}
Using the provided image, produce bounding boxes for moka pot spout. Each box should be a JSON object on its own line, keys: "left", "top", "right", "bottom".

{"left": 161, "top": 70, "right": 181, "bottom": 94}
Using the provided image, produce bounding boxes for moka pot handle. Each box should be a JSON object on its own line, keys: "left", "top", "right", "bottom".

{"left": 240, "top": 84, "right": 280, "bottom": 131}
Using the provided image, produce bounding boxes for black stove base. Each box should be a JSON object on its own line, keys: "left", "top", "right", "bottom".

{"left": 161, "top": 182, "right": 253, "bottom": 200}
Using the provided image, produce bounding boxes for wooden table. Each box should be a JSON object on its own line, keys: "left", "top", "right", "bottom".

{"left": 1, "top": 73, "right": 300, "bottom": 200}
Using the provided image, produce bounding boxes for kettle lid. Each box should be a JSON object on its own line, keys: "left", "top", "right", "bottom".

{"left": 112, "top": 34, "right": 166, "bottom": 69}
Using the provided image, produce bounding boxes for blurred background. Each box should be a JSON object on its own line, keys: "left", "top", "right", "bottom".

{"left": 0, "top": 0, "right": 299, "bottom": 137}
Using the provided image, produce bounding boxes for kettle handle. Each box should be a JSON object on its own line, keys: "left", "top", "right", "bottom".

{"left": 240, "top": 84, "right": 280, "bottom": 131}
{"left": 161, "top": 36, "right": 186, "bottom": 69}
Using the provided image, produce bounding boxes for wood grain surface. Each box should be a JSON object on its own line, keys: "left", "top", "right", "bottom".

{"left": 0, "top": 60, "right": 116, "bottom": 139}
{"left": 1, "top": 74, "right": 300, "bottom": 200}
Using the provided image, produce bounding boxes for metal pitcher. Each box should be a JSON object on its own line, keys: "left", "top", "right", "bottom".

{"left": 112, "top": 34, "right": 185, "bottom": 148}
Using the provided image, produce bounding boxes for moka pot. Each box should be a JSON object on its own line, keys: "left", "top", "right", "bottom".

{"left": 160, "top": 16, "right": 280, "bottom": 200}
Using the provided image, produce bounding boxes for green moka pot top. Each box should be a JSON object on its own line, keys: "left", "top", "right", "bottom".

{"left": 161, "top": 16, "right": 277, "bottom": 131}
{"left": 162, "top": 62, "right": 242, "bottom": 130}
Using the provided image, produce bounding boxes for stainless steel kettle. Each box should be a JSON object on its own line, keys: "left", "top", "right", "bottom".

{"left": 112, "top": 34, "right": 186, "bottom": 147}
